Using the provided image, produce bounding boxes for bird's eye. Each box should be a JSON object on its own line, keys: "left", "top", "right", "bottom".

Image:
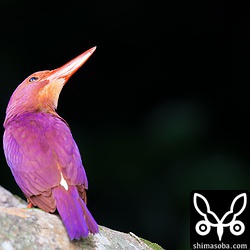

{"left": 29, "top": 76, "right": 38, "bottom": 82}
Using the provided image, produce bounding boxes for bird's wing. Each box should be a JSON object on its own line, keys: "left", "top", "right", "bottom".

{"left": 3, "top": 113, "right": 88, "bottom": 200}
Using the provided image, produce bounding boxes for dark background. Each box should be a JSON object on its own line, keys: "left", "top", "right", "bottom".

{"left": 1, "top": 1, "right": 250, "bottom": 249}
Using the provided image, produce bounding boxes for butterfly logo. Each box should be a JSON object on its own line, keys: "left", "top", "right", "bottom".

{"left": 193, "top": 193, "right": 247, "bottom": 241}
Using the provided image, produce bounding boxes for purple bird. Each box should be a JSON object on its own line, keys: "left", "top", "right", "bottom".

{"left": 3, "top": 47, "right": 99, "bottom": 240}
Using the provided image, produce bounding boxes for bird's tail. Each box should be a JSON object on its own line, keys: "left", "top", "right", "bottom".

{"left": 52, "top": 185, "right": 99, "bottom": 240}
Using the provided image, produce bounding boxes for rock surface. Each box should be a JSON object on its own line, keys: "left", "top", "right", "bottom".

{"left": 0, "top": 186, "right": 164, "bottom": 250}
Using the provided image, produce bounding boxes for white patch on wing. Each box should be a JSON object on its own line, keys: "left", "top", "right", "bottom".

{"left": 60, "top": 172, "right": 68, "bottom": 190}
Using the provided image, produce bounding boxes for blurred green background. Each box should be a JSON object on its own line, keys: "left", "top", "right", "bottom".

{"left": 1, "top": 1, "right": 250, "bottom": 249}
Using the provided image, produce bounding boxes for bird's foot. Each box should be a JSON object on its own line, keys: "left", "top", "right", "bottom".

{"left": 27, "top": 201, "right": 34, "bottom": 209}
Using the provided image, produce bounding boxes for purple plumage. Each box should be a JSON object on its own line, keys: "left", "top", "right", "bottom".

{"left": 53, "top": 186, "right": 98, "bottom": 239}
{"left": 3, "top": 111, "right": 98, "bottom": 239}
{"left": 3, "top": 47, "right": 99, "bottom": 239}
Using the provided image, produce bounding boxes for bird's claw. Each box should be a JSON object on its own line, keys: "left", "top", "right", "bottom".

{"left": 27, "top": 201, "right": 34, "bottom": 209}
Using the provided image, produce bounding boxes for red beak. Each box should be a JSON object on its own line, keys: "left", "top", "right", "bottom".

{"left": 47, "top": 46, "right": 96, "bottom": 83}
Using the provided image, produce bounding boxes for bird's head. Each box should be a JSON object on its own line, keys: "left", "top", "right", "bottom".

{"left": 4, "top": 47, "right": 96, "bottom": 125}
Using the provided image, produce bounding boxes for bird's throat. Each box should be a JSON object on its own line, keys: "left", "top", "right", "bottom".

{"left": 38, "top": 78, "right": 65, "bottom": 111}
